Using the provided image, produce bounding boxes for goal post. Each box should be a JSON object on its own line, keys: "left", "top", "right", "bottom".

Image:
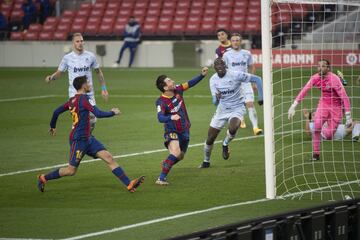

{"left": 261, "top": 0, "right": 360, "bottom": 200}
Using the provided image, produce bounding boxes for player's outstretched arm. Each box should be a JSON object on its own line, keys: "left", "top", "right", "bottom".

{"left": 182, "top": 67, "right": 208, "bottom": 91}
{"left": 45, "top": 70, "right": 62, "bottom": 83}
{"left": 288, "top": 77, "right": 314, "bottom": 120}
{"left": 249, "top": 75, "right": 263, "bottom": 105}
{"left": 91, "top": 105, "right": 117, "bottom": 118}
{"left": 94, "top": 68, "right": 109, "bottom": 102}
{"left": 49, "top": 103, "right": 69, "bottom": 134}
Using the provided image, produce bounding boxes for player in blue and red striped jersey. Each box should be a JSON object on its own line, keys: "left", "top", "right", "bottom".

{"left": 155, "top": 67, "right": 209, "bottom": 185}
{"left": 215, "top": 29, "right": 232, "bottom": 58}
{"left": 37, "top": 76, "right": 144, "bottom": 193}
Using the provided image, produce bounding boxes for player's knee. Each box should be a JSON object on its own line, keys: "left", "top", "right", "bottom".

{"left": 67, "top": 167, "right": 77, "bottom": 176}
{"left": 246, "top": 102, "right": 254, "bottom": 108}
{"left": 206, "top": 137, "right": 215, "bottom": 145}
{"left": 228, "top": 127, "right": 238, "bottom": 136}
{"left": 172, "top": 149, "right": 182, "bottom": 159}
{"left": 178, "top": 152, "right": 185, "bottom": 160}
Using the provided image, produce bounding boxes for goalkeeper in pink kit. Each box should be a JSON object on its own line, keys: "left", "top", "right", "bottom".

{"left": 288, "top": 59, "right": 352, "bottom": 160}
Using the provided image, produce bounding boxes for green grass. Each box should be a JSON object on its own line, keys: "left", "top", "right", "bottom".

{"left": 0, "top": 67, "right": 359, "bottom": 239}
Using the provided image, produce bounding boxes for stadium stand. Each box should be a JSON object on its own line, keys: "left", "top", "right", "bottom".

{"left": 1, "top": 0, "right": 335, "bottom": 41}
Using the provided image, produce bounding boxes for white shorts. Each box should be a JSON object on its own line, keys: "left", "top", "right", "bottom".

{"left": 240, "top": 82, "right": 254, "bottom": 103}
{"left": 210, "top": 105, "right": 246, "bottom": 130}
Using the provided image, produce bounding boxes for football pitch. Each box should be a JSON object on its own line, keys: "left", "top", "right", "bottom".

{"left": 0, "top": 67, "right": 358, "bottom": 239}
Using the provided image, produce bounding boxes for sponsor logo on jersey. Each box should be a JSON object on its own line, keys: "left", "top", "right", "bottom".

{"left": 220, "top": 89, "right": 235, "bottom": 95}
{"left": 170, "top": 100, "right": 183, "bottom": 113}
{"left": 232, "top": 61, "right": 247, "bottom": 67}
{"left": 74, "top": 66, "right": 90, "bottom": 73}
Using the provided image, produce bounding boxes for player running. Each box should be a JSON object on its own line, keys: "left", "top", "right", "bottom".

{"left": 288, "top": 59, "right": 352, "bottom": 161}
{"left": 215, "top": 28, "right": 231, "bottom": 58}
{"left": 37, "top": 76, "right": 144, "bottom": 193}
{"left": 155, "top": 67, "right": 209, "bottom": 185}
{"left": 223, "top": 33, "right": 263, "bottom": 135}
{"left": 45, "top": 33, "right": 109, "bottom": 131}
{"left": 303, "top": 109, "right": 360, "bottom": 142}
{"left": 199, "top": 58, "right": 263, "bottom": 168}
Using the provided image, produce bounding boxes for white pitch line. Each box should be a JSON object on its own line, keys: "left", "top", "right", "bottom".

{"left": 61, "top": 198, "right": 270, "bottom": 240}
{"left": 0, "top": 132, "right": 276, "bottom": 178}
{"left": 61, "top": 177, "right": 360, "bottom": 240}
{"left": 0, "top": 95, "right": 60, "bottom": 103}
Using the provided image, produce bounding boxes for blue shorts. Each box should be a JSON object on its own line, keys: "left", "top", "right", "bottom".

{"left": 164, "top": 131, "right": 190, "bottom": 153}
{"left": 69, "top": 136, "right": 106, "bottom": 167}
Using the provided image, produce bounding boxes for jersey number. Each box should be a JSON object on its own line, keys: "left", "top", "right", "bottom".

{"left": 70, "top": 107, "right": 79, "bottom": 129}
{"left": 169, "top": 133, "right": 178, "bottom": 139}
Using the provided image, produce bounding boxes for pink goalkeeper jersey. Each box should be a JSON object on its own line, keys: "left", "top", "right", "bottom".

{"left": 295, "top": 72, "right": 351, "bottom": 112}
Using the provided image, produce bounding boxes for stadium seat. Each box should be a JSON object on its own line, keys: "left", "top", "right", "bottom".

{"left": 161, "top": 8, "right": 175, "bottom": 17}
{"left": 0, "top": 3, "right": 12, "bottom": 13}
{"left": 249, "top": 0, "right": 261, "bottom": 8}
{"left": 98, "top": 22, "right": 114, "bottom": 35}
{"left": 171, "top": 21, "right": 185, "bottom": 35}
{"left": 144, "top": 16, "right": 158, "bottom": 24}
{"left": 234, "top": 0, "right": 248, "bottom": 8}
{"left": 230, "top": 21, "right": 245, "bottom": 33}
{"left": 135, "top": 1, "right": 148, "bottom": 9}
{"left": 245, "top": 21, "right": 261, "bottom": 33}
{"left": 148, "top": 0, "right": 162, "bottom": 9}
{"left": 23, "top": 31, "right": 39, "bottom": 40}
{"left": 177, "top": 0, "right": 190, "bottom": 9}
{"left": 217, "top": 15, "right": 231, "bottom": 23}
{"left": 118, "top": 9, "right": 131, "bottom": 18}
{"left": 232, "top": 15, "right": 246, "bottom": 23}
{"left": 189, "top": 7, "right": 203, "bottom": 17}
{"left": 79, "top": 2, "right": 92, "bottom": 11}
{"left": 200, "top": 22, "right": 215, "bottom": 35}
{"left": 107, "top": 2, "right": 120, "bottom": 10}
{"left": 205, "top": 0, "right": 219, "bottom": 9}
{"left": 62, "top": 10, "right": 76, "bottom": 19}
{"left": 77, "top": 8, "right": 91, "bottom": 18}
{"left": 93, "top": 2, "right": 106, "bottom": 10}
{"left": 247, "top": 15, "right": 260, "bottom": 22}
{"left": 121, "top": 1, "right": 134, "bottom": 9}
{"left": 233, "top": 8, "right": 247, "bottom": 16}
{"left": 163, "top": 1, "right": 177, "bottom": 9}
{"left": 202, "top": 15, "right": 216, "bottom": 24}
{"left": 216, "top": 21, "right": 230, "bottom": 30}
{"left": 185, "top": 22, "right": 200, "bottom": 35}
{"left": 175, "top": 8, "right": 188, "bottom": 17}
{"left": 156, "top": 21, "right": 171, "bottom": 35}
{"left": 147, "top": 8, "right": 161, "bottom": 17}
{"left": 90, "top": 9, "right": 104, "bottom": 18}
{"left": 53, "top": 31, "right": 68, "bottom": 40}
{"left": 218, "top": 8, "right": 231, "bottom": 16}
{"left": 248, "top": 8, "right": 261, "bottom": 15}
{"left": 204, "top": 8, "right": 217, "bottom": 16}
{"left": 57, "top": 22, "right": 71, "bottom": 33}
{"left": 28, "top": 23, "right": 42, "bottom": 33}
{"left": 38, "top": 31, "right": 53, "bottom": 41}
{"left": 220, "top": 0, "right": 234, "bottom": 8}
{"left": 70, "top": 18, "right": 87, "bottom": 33}
{"left": 13, "top": 3, "right": 22, "bottom": 11}
{"left": 188, "top": 16, "right": 201, "bottom": 24}
{"left": 104, "top": 8, "right": 117, "bottom": 18}
{"left": 113, "top": 20, "right": 127, "bottom": 35}
{"left": 174, "top": 15, "right": 187, "bottom": 22}
{"left": 142, "top": 23, "right": 157, "bottom": 35}
{"left": 84, "top": 22, "right": 100, "bottom": 35}
{"left": 10, "top": 31, "right": 23, "bottom": 40}
{"left": 191, "top": 1, "right": 205, "bottom": 8}
{"left": 10, "top": 9, "right": 24, "bottom": 22}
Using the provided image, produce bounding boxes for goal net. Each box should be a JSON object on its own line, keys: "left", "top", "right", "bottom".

{"left": 262, "top": 0, "right": 360, "bottom": 200}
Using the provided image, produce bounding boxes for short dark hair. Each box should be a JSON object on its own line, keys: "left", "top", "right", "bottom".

{"left": 156, "top": 75, "right": 168, "bottom": 92}
{"left": 319, "top": 59, "right": 330, "bottom": 67}
{"left": 73, "top": 76, "right": 87, "bottom": 90}
{"left": 72, "top": 32, "right": 83, "bottom": 41}
{"left": 216, "top": 28, "right": 229, "bottom": 35}
{"left": 214, "top": 58, "right": 226, "bottom": 66}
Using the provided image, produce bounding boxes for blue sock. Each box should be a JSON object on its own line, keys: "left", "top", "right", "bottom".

{"left": 45, "top": 169, "right": 61, "bottom": 181}
{"left": 112, "top": 167, "right": 131, "bottom": 186}
{"left": 159, "top": 154, "right": 178, "bottom": 181}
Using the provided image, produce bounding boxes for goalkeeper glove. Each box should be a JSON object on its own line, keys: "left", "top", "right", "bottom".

{"left": 345, "top": 112, "right": 352, "bottom": 128}
{"left": 337, "top": 70, "right": 348, "bottom": 86}
{"left": 288, "top": 100, "right": 298, "bottom": 120}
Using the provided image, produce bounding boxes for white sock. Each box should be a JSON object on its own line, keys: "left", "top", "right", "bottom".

{"left": 223, "top": 130, "right": 235, "bottom": 146}
{"left": 352, "top": 123, "right": 360, "bottom": 138}
{"left": 248, "top": 107, "right": 258, "bottom": 129}
{"left": 204, "top": 143, "right": 214, "bottom": 162}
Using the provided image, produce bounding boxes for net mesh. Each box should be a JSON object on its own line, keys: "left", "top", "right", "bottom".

{"left": 271, "top": 0, "right": 360, "bottom": 200}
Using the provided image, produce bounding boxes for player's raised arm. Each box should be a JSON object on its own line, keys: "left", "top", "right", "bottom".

{"left": 49, "top": 102, "right": 69, "bottom": 135}
{"left": 180, "top": 67, "right": 208, "bottom": 91}
{"left": 288, "top": 76, "right": 315, "bottom": 120}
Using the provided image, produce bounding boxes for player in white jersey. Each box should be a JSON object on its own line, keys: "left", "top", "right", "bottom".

{"left": 199, "top": 58, "right": 263, "bottom": 168}
{"left": 223, "top": 33, "right": 263, "bottom": 135}
{"left": 303, "top": 109, "right": 360, "bottom": 142}
{"left": 45, "top": 33, "right": 109, "bottom": 130}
